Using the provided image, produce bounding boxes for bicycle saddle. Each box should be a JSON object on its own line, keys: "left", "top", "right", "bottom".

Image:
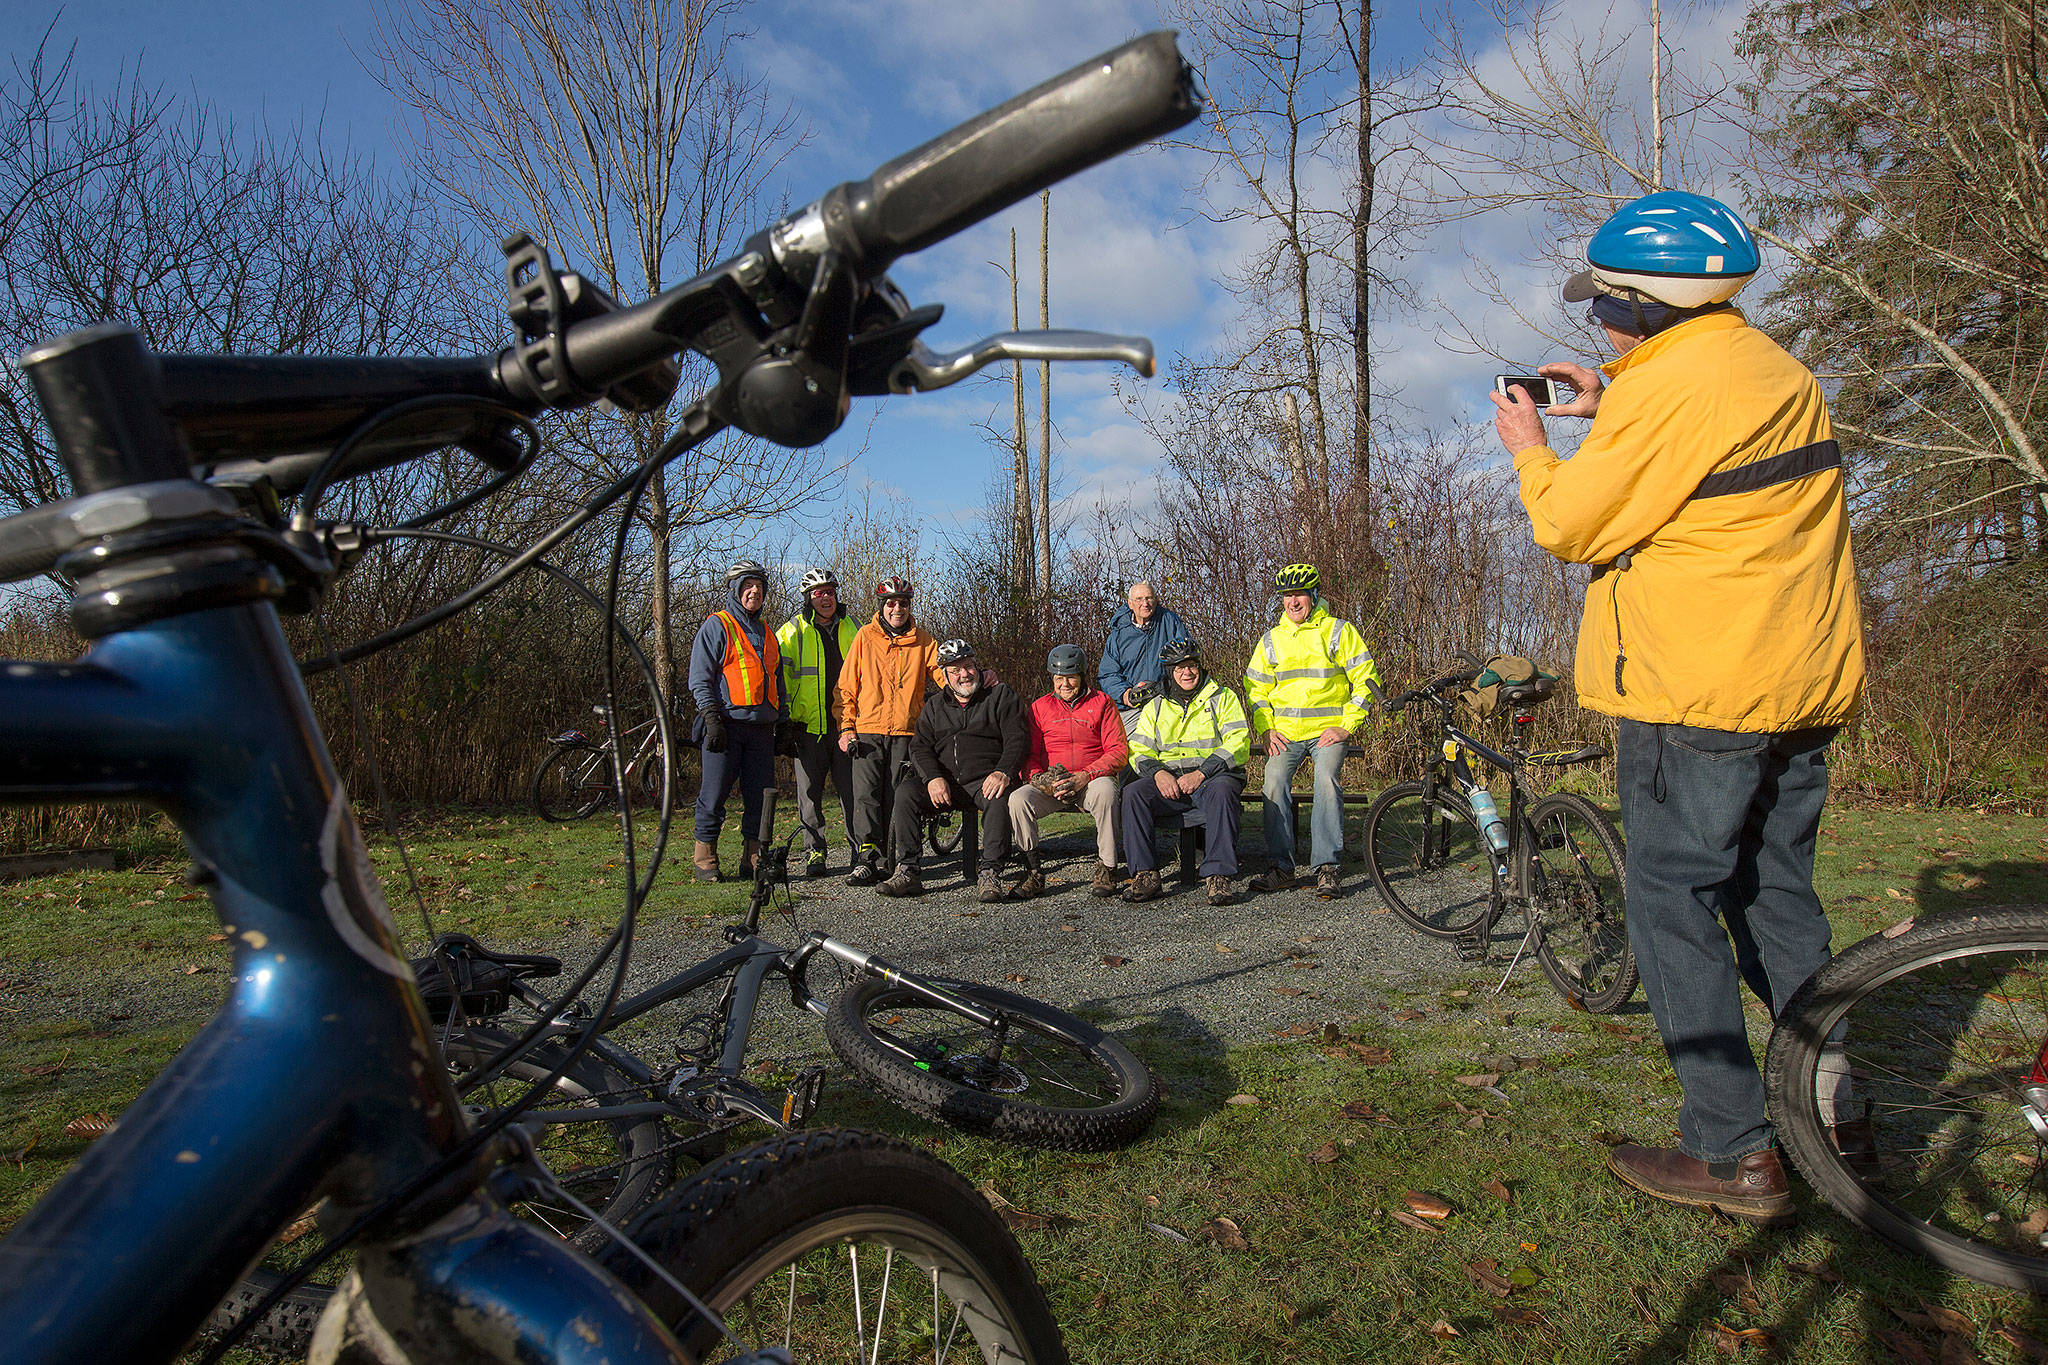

{"left": 1500, "top": 676, "right": 1556, "bottom": 708}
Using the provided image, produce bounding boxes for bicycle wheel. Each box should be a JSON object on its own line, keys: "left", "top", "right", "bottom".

{"left": 205, "top": 1029, "right": 673, "bottom": 1356}
{"left": 1765, "top": 905, "right": 2048, "bottom": 1293}
{"left": 531, "top": 742, "right": 611, "bottom": 821}
{"left": 1363, "top": 780, "right": 1498, "bottom": 939}
{"left": 607, "top": 1128, "right": 1068, "bottom": 1364}
{"left": 1520, "top": 793, "right": 1636, "bottom": 1013}
{"left": 927, "top": 808, "right": 964, "bottom": 855}
{"left": 825, "top": 978, "right": 1158, "bottom": 1151}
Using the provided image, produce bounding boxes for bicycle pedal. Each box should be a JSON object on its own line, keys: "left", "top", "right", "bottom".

{"left": 783, "top": 1067, "right": 827, "bottom": 1127}
{"left": 1454, "top": 931, "right": 1489, "bottom": 962}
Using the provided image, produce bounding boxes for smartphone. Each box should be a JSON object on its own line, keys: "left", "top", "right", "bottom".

{"left": 1495, "top": 374, "right": 1573, "bottom": 407}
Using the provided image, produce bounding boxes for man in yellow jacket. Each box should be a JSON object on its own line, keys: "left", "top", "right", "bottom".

{"left": 1244, "top": 562, "right": 1380, "bottom": 899}
{"left": 776, "top": 567, "right": 859, "bottom": 879}
{"left": 1492, "top": 191, "right": 1864, "bottom": 1227}
{"left": 1120, "top": 636, "right": 1252, "bottom": 907}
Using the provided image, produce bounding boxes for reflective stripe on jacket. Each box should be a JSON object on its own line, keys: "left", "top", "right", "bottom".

{"left": 1244, "top": 601, "right": 1380, "bottom": 741}
{"left": 1512, "top": 307, "right": 1864, "bottom": 731}
{"left": 713, "top": 610, "right": 780, "bottom": 709}
{"left": 1127, "top": 677, "right": 1251, "bottom": 777}
{"left": 837, "top": 613, "right": 943, "bottom": 736}
{"left": 688, "top": 584, "right": 785, "bottom": 725}
{"left": 776, "top": 610, "right": 858, "bottom": 735}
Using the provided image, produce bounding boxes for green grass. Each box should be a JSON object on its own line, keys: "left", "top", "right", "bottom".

{"left": 4, "top": 802, "right": 2048, "bottom": 1362}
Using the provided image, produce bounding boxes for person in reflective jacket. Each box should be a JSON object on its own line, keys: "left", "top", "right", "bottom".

{"left": 1244, "top": 562, "right": 1381, "bottom": 899}
{"left": 688, "top": 557, "right": 787, "bottom": 883}
{"left": 1492, "top": 190, "right": 1864, "bottom": 1228}
{"left": 1009, "top": 643, "right": 1129, "bottom": 900}
{"left": 775, "top": 567, "right": 859, "bottom": 878}
{"left": 1119, "top": 636, "right": 1251, "bottom": 907}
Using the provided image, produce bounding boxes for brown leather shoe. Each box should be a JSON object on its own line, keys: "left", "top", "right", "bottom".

{"left": 1252, "top": 865, "right": 1295, "bottom": 894}
{"left": 1605, "top": 1143, "right": 1794, "bottom": 1225}
{"left": 1090, "top": 863, "right": 1119, "bottom": 898}
{"left": 1013, "top": 869, "right": 1045, "bottom": 900}
{"left": 1206, "top": 874, "right": 1233, "bottom": 906}
{"left": 1122, "top": 869, "right": 1162, "bottom": 903}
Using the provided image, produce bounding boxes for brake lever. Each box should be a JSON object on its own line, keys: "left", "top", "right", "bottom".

{"left": 887, "top": 329, "right": 1155, "bottom": 394}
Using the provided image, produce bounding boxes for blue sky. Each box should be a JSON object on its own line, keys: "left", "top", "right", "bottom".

{"left": 4, "top": 0, "right": 1749, "bottom": 550}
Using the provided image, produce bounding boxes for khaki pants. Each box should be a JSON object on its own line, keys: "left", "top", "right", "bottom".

{"left": 1007, "top": 776, "right": 1119, "bottom": 866}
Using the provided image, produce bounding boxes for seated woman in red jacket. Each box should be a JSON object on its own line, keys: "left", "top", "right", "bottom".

{"left": 1008, "top": 643, "right": 1130, "bottom": 900}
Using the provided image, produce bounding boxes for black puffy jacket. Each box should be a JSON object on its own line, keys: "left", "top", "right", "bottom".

{"left": 909, "top": 679, "right": 1028, "bottom": 789}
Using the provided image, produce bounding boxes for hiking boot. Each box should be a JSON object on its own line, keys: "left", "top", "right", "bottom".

{"left": 1090, "top": 863, "right": 1119, "bottom": 898}
{"left": 1206, "top": 874, "right": 1233, "bottom": 906}
{"left": 845, "top": 862, "right": 878, "bottom": 887}
{"left": 737, "top": 838, "right": 761, "bottom": 881}
{"left": 1013, "top": 869, "right": 1045, "bottom": 900}
{"left": 1122, "top": 869, "right": 1162, "bottom": 903}
{"left": 1315, "top": 865, "right": 1341, "bottom": 898}
{"left": 692, "top": 840, "right": 720, "bottom": 884}
{"left": 1252, "top": 865, "right": 1295, "bottom": 894}
{"left": 1605, "top": 1144, "right": 1794, "bottom": 1226}
{"left": 805, "top": 851, "right": 827, "bottom": 879}
{"left": 977, "top": 870, "right": 1007, "bottom": 903}
{"left": 877, "top": 866, "right": 923, "bottom": 898}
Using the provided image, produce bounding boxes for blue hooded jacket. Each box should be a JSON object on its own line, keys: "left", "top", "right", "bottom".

{"left": 1097, "top": 602, "right": 1188, "bottom": 707}
{"left": 688, "top": 580, "right": 787, "bottom": 726}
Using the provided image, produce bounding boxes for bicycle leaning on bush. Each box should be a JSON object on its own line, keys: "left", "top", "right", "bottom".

{"left": 0, "top": 29, "right": 1201, "bottom": 1364}
{"left": 1362, "top": 661, "right": 1638, "bottom": 1012}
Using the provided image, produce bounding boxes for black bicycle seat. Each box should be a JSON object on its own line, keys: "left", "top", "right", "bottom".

{"left": 1500, "top": 676, "right": 1556, "bottom": 708}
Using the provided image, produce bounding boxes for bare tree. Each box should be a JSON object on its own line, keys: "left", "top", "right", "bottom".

{"left": 371, "top": 0, "right": 829, "bottom": 700}
{"left": 1038, "top": 189, "right": 1053, "bottom": 602}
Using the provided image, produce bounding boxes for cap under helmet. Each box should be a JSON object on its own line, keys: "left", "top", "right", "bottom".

{"left": 1047, "top": 644, "right": 1085, "bottom": 675}
{"left": 936, "top": 638, "right": 976, "bottom": 666}
{"left": 1562, "top": 191, "right": 1760, "bottom": 310}
{"left": 1274, "top": 563, "right": 1320, "bottom": 594}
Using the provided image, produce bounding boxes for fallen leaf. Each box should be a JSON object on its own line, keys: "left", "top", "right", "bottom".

{"left": 2020, "top": 1208, "right": 2048, "bottom": 1237}
{"left": 1448, "top": 989, "right": 1470, "bottom": 998}
{"left": 1996, "top": 1324, "right": 2048, "bottom": 1361}
{"left": 1548, "top": 1023, "right": 1573, "bottom": 1033}
{"left": 1711, "top": 1269, "right": 1761, "bottom": 1314}
{"left": 1883, "top": 917, "right": 1917, "bottom": 939}
{"left": 1059, "top": 924, "right": 1078, "bottom": 932}
{"left": 1197, "top": 1216, "right": 1249, "bottom": 1250}
{"left": 1491, "top": 1305, "right": 1546, "bottom": 1327}
{"left": 1100, "top": 956, "right": 1128, "bottom": 968}
{"left": 1877, "top": 1329, "right": 1935, "bottom": 1365}
{"left": 1939, "top": 1336, "right": 1985, "bottom": 1365}
{"left": 1143, "top": 1194, "right": 1160, "bottom": 1206}
{"left": 1273, "top": 986, "right": 1306, "bottom": 997}
{"left": 1226, "top": 1093, "right": 1260, "bottom": 1106}
{"left": 1707, "top": 1323, "right": 1774, "bottom": 1355}
{"left": 1145, "top": 1222, "right": 1189, "bottom": 1244}
{"left": 1508, "top": 1266, "right": 1540, "bottom": 1289}
{"left": 978, "top": 1180, "right": 1013, "bottom": 1211}
{"left": 1001, "top": 1208, "right": 1072, "bottom": 1231}
{"left": 1401, "top": 1191, "right": 1452, "bottom": 1220}
{"left": 1887, "top": 887, "right": 1906, "bottom": 899}
{"left": 1388, "top": 1209, "right": 1440, "bottom": 1233}
{"left": 206, "top": 932, "right": 230, "bottom": 942}
{"left": 1482, "top": 1177, "right": 1512, "bottom": 1204}
{"left": 277, "top": 1210, "right": 319, "bottom": 1246}
{"left": 1425, "top": 1319, "right": 1459, "bottom": 1340}
{"left": 1306, "top": 1141, "right": 1341, "bottom": 1164}
{"left": 1331, "top": 1042, "right": 1394, "bottom": 1065}
{"left": 1788, "top": 1260, "right": 1844, "bottom": 1285}
{"left": 1455, "top": 1073, "right": 1503, "bottom": 1088}
{"left": 1598, "top": 1021, "right": 1635, "bottom": 1037}
{"left": 1321, "top": 1021, "right": 1344, "bottom": 1043}
{"left": 1004, "top": 973, "right": 1030, "bottom": 983}
{"left": 1393, "top": 1009, "right": 1426, "bottom": 1021}
{"left": 1341, "top": 1100, "right": 1377, "bottom": 1121}
{"left": 1591, "top": 1131, "right": 1628, "bottom": 1145}
{"left": 1215, "top": 942, "right": 1237, "bottom": 953}
{"left": 1463, "top": 1259, "right": 1514, "bottom": 1297}
{"left": 183, "top": 964, "right": 202, "bottom": 975}
{"left": 62, "top": 1113, "right": 115, "bottom": 1140}
{"left": 1288, "top": 959, "right": 1319, "bottom": 969}
{"left": 1920, "top": 1302, "right": 1974, "bottom": 1338}
{"left": 1274, "top": 1023, "right": 1317, "bottom": 1037}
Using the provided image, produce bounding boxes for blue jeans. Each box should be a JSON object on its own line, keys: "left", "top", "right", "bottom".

{"left": 1617, "top": 719, "right": 1838, "bottom": 1162}
{"left": 694, "top": 719, "right": 776, "bottom": 843}
{"left": 1261, "top": 737, "right": 1346, "bottom": 871}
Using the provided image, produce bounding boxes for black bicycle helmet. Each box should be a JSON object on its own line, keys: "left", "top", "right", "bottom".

{"left": 1274, "top": 562, "right": 1319, "bottom": 594}
{"left": 1158, "top": 636, "right": 1200, "bottom": 667}
{"left": 875, "top": 576, "right": 914, "bottom": 601}
{"left": 936, "top": 638, "right": 976, "bottom": 666}
{"left": 1047, "top": 644, "right": 1085, "bottom": 675}
{"left": 726, "top": 557, "right": 770, "bottom": 586}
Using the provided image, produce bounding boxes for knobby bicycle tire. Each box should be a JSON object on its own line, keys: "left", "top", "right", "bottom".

{"left": 531, "top": 742, "right": 610, "bottom": 822}
{"left": 204, "top": 1029, "right": 673, "bottom": 1356}
{"left": 825, "top": 978, "right": 1158, "bottom": 1151}
{"left": 1363, "top": 780, "right": 1497, "bottom": 939}
{"left": 605, "top": 1127, "right": 1069, "bottom": 1364}
{"left": 1519, "top": 793, "right": 1636, "bottom": 1013}
{"left": 1765, "top": 905, "right": 2048, "bottom": 1294}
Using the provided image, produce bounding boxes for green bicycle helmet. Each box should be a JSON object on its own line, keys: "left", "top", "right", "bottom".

{"left": 1274, "top": 563, "right": 1319, "bottom": 594}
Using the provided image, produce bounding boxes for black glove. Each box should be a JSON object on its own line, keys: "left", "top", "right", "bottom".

{"left": 702, "top": 712, "right": 728, "bottom": 754}
{"left": 774, "top": 721, "right": 799, "bottom": 757}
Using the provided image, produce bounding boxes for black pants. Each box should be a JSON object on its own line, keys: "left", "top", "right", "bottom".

{"left": 847, "top": 732, "right": 912, "bottom": 867}
{"left": 1120, "top": 771, "right": 1244, "bottom": 877}
{"left": 891, "top": 776, "right": 1012, "bottom": 873}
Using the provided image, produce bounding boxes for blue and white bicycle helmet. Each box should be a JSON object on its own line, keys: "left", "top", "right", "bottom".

{"left": 1562, "top": 191, "right": 1760, "bottom": 310}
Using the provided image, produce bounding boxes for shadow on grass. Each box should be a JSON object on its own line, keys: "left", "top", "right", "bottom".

{"left": 1912, "top": 859, "right": 2048, "bottom": 918}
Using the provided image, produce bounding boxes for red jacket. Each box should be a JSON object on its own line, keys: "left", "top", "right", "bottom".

{"left": 1022, "top": 688, "right": 1129, "bottom": 782}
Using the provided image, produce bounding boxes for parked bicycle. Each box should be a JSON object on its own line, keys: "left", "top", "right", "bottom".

{"left": 0, "top": 30, "right": 1198, "bottom": 1363}
{"left": 532, "top": 702, "right": 669, "bottom": 820}
{"left": 1764, "top": 903, "right": 2048, "bottom": 1293}
{"left": 212, "top": 796, "right": 1159, "bottom": 1355}
{"left": 1362, "top": 662, "right": 1638, "bottom": 1012}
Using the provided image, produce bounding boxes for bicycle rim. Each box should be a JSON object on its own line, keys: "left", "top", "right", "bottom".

{"left": 1521, "top": 794, "right": 1635, "bottom": 1012}
{"left": 1364, "top": 781, "right": 1497, "bottom": 938}
{"left": 1767, "top": 908, "right": 2048, "bottom": 1292}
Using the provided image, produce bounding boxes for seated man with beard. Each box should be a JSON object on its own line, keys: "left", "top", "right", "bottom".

{"left": 877, "top": 638, "right": 1029, "bottom": 904}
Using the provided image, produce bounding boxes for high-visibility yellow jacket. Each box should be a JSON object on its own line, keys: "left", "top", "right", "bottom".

{"left": 1513, "top": 307, "right": 1865, "bottom": 731}
{"left": 1128, "top": 677, "right": 1251, "bottom": 777}
{"left": 1244, "top": 601, "right": 1381, "bottom": 742}
{"left": 775, "top": 609, "right": 858, "bottom": 736}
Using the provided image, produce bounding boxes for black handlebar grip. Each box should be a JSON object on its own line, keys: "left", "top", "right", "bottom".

{"left": 815, "top": 31, "right": 1201, "bottom": 275}
{"left": 0, "top": 502, "right": 75, "bottom": 583}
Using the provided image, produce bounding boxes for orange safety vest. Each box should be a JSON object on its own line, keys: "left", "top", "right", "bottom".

{"left": 713, "top": 610, "right": 780, "bottom": 709}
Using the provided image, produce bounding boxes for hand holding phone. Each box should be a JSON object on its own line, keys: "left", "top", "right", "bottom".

{"left": 1494, "top": 374, "right": 1572, "bottom": 407}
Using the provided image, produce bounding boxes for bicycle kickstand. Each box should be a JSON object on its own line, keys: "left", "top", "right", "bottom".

{"left": 1492, "top": 920, "right": 1539, "bottom": 995}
